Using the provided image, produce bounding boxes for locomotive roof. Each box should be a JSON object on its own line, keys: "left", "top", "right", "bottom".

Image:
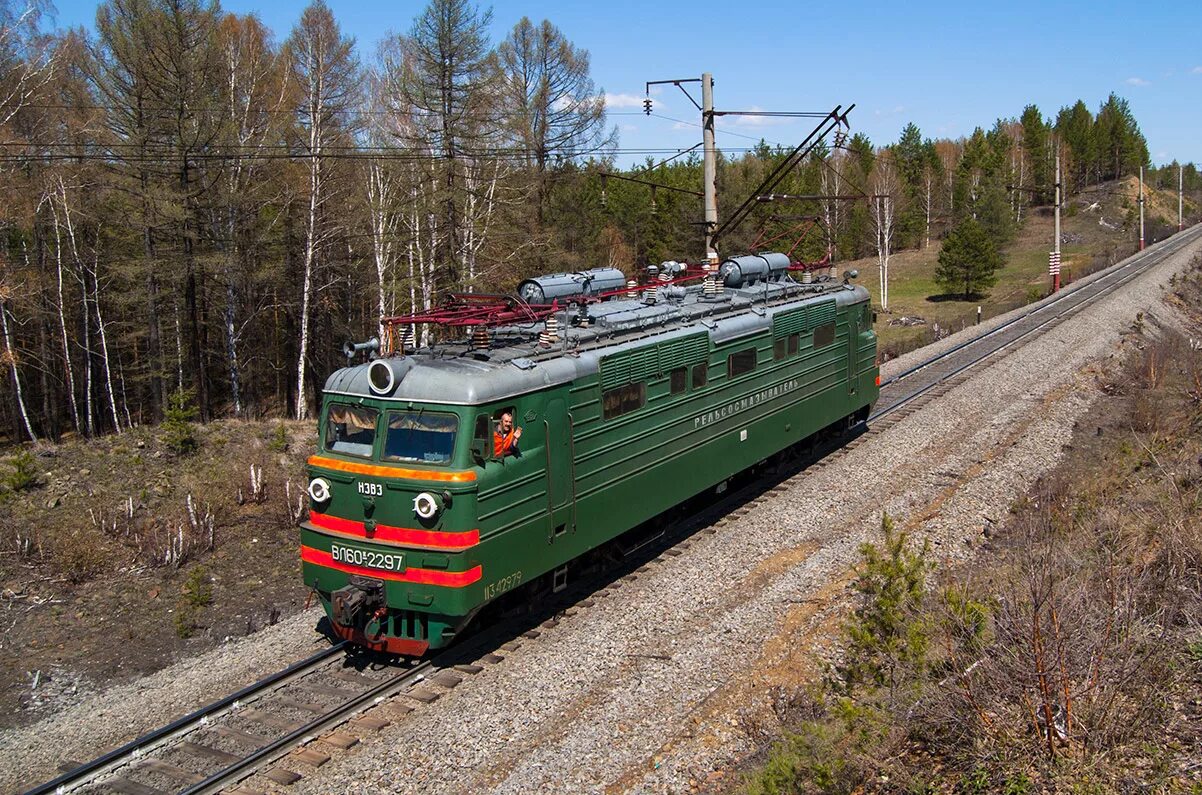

{"left": 323, "top": 276, "right": 870, "bottom": 406}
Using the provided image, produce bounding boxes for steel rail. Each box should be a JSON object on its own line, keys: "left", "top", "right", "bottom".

{"left": 23, "top": 226, "right": 1200, "bottom": 795}
{"left": 23, "top": 642, "right": 349, "bottom": 795}
{"left": 178, "top": 660, "right": 436, "bottom": 795}
{"left": 188, "top": 223, "right": 1197, "bottom": 793}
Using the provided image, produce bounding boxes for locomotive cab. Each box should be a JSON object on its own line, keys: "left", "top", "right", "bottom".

{"left": 301, "top": 353, "right": 578, "bottom": 656}
{"left": 302, "top": 394, "right": 485, "bottom": 655}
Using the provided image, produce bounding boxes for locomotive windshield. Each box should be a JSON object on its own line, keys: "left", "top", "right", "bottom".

{"left": 325, "top": 404, "right": 379, "bottom": 458}
{"left": 383, "top": 410, "right": 458, "bottom": 465}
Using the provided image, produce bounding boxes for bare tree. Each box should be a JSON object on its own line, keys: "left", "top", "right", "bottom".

{"left": 870, "top": 157, "right": 899, "bottom": 311}
{"left": 286, "top": 0, "right": 359, "bottom": 421}
{"left": 921, "top": 160, "right": 936, "bottom": 249}
{"left": 0, "top": 273, "right": 36, "bottom": 441}
{"left": 935, "top": 139, "right": 961, "bottom": 217}
{"left": 820, "top": 150, "right": 845, "bottom": 261}
{"left": 0, "top": 0, "right": 56, "bottom": 136}
{"left": 498, "top": 16, "right": 613, "bottom": 225}
{"left": 216, "top": 12, "right": 289, "bottom": 417}
{"left": 0, "top": 1, "right": 57, "bottom": 442}
{"left": 398, "top": 0, "right": 496, "bottom": 293}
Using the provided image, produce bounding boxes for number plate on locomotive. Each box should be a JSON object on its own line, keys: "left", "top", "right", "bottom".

{"left": 330, "top": 542, "right": 405, "bottom": 573}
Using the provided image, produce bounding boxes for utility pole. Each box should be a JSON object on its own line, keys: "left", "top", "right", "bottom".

{"left": 1051, "top": 152, "right": 1062, "bottom": 292}
{"left": 1138, "top": 165, "right": 1145, "bottom": 251}
{"left": 1180, "top": 164, "right": 1184, "bottom": 232}
{"left": 644, "top": 74, "right": 720, "bottom": 263}
{"left": 701, "top": 73, "right": 718, "bottom": 262}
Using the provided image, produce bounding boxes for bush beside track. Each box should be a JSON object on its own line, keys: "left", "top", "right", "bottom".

{"left": 739, "top": 255, "right": 1202, "bottom": 794}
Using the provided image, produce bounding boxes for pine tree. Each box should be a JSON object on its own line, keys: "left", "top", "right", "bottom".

{"left": 892, "top": 122, "right": 927, "bottom": 248}
{"left": 1095, "top": 93, "right": 1148, "bottom": 181}
{"left": 1019, "top": 104, "right": 1051, "bottom": 203}
{"left": 953, "top": 126, "right": 1014, "bottom": 244}
{"left": 934, "top": 217, "right": 1002, "bottom": 299}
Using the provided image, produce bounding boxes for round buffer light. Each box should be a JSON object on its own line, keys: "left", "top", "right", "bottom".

{"left": 368, "top": 359, "right": 396, "bottom": 395}
{"left": 413, "top": 491, "right": 443, "bottom": 520}
{"left": 308, "top": 477, "right": 331, "bottom": 504}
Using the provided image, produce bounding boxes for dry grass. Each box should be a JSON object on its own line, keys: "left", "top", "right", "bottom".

{"left": 0, "top": 419, "right": 317, "bottom": 726}
{"left": 844, "top": 177, "right": 1180, "bottom": 361}
{"left": 743, "top": 256, "right": 1202, "bottom": 794}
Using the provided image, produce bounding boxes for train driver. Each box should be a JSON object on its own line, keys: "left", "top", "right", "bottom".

{"left": 493, "top": 410, "right": 522, "bottom": 458}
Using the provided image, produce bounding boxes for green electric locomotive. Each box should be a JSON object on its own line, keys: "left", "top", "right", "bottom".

{"left": 300, "top": 253, "right": 878, "bottom": 655}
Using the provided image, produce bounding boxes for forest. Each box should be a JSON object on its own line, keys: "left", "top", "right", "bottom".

{"left": 0, "top": 0, "right": 1195, "bottom": 442}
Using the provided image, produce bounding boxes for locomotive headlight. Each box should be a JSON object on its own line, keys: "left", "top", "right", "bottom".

{"left": 308, "top": 477, "right": 332, "bottom": 505}
{"left": 413, "top": 491, "right": 443, "bottom": 519}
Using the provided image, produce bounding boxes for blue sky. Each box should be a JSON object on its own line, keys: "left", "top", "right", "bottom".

{"left": 46, "top": 0, "right": 1202, "bottom": 167}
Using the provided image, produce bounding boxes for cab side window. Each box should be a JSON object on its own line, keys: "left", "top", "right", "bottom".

{"left": 669, "top": 367, "right": 688, "bottom": 395}
{"left": 602, "top": 383, "right": 646, "bottom": 419}
{"left": 324, "top": 404, "right": 378, "bottom": 458}
{"left": 472, "top": 414, "right": 491, "bottom": 462}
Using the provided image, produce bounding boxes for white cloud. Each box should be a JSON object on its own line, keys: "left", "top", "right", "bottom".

{"left": 604, "top": 92, "right": 647, "bottom": 109}
{"left": 873, "top": 105, "right": 907, "bottom": 118}
{"left": 1125, "top": 76, "right": 1150, "bottom": 86}
{"left": 731, "top": 105, "right": 786, "bottom": 127}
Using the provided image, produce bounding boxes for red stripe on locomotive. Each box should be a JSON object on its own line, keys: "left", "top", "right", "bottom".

{"left": 308, "top": 511, "right": 480, "bottom": 551}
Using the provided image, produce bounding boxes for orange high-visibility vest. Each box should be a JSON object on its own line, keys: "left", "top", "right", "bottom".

{"left": 493, "top": 428, "right": 516, "bottom": 457}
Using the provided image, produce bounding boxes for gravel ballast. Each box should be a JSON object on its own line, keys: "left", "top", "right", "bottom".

{"left": 3, "top": 607, "right": 327, "bottom": 794}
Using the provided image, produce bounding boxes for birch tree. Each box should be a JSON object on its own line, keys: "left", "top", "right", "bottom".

{"left": 921, "top": 158, "right": 937, "bottom": 249}
{"left": 0, "top": 2, "right": 58, "bottom": 442}
{"left": 820, "top": 148, "right": 845, "bottom": 261}
{"left": 0, "top": 0, "right": 56, "bottom": 137}
{"left": 0, "top": 272, "right": 36, "bottom": 441}
{"left": 216, "top": 13, "right": 288, "bottom": 417}
{"left": 376, "top": 35, "right": 441, "bottom": 346}
{"left": 286, "top": 0, "right": 359, "bottom": 420}
{"left": 870, "top": 157, "right": 899, "bottom": 311}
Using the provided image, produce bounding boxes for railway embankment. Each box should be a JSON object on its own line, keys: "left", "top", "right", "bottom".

{"left": 5, "top": 228, "right": 1201, "bottom": 794}
{"left": 267, "top": 232, "right": 1198, "bottom": 792}
{"left": 737, "top": 255, "right": 1202, "bottom": 791}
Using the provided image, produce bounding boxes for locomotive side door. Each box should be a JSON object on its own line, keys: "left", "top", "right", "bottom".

{"left": 851, "top": 305, "right": 860, "bottom": 394}
{"left": 847, "top": 308, "right": 859, "bottom": 396}
{"left": 544, "top": 397, "right": 575, "bottom": 540}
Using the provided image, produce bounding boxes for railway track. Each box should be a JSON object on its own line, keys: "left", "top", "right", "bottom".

{"left": 873, "top": 224, "right": 1202, "bottom": 419}
{"left": 24, "top": 225, "right": 1201, "bottom": 795}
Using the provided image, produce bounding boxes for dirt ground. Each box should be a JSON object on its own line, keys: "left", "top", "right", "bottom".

{"left": 0, "top": 420, "right": 316, "bottom": 728}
